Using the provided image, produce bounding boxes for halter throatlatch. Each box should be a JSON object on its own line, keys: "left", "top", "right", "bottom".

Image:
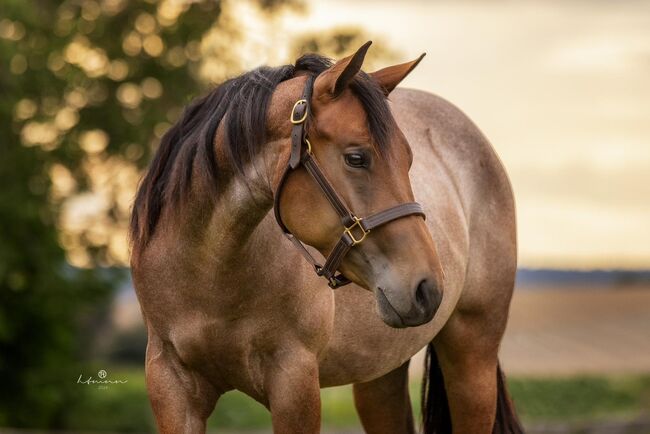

{"left": 273, "top": 76, "right": 426, "bottom": 289}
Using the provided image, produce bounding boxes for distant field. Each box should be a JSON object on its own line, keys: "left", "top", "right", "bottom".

{"left": 500, "top": 283, "right": 650, "bottom": 376}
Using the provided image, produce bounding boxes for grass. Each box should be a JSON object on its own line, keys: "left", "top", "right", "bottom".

{"left": 210, "top": 384, "right": 361, "bottom": 430}
{"left": 60, "top": 366, "right": 650, "bottom": 432}
{"left": 508, "top": 376, "right": 650, "bottom": 423}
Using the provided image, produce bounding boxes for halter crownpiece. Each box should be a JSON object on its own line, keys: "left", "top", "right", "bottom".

{"left": 273, "top": 76, "right": 426, "bottom": 289}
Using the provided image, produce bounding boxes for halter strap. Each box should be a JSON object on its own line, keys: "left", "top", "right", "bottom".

{"left": 273, "top": 76, "right": 426, "bottom": 288}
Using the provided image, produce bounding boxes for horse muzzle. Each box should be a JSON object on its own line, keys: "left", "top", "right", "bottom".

{"left": 375, "top": 278, "right": 442, "bottom": 328}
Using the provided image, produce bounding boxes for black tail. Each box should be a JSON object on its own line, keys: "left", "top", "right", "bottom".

{"left": 421, "top": 343, "right": 451, "bottom": 434}
{"left": 493, "top": 364, "right": 525, "bottom": 433}
{"left": 421, "top": 343, "right": 525, "bottom": 434}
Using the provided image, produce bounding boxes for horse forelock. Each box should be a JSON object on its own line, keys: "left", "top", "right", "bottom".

{"left": 129, "top": 54, "right": 395, "bottom": 254}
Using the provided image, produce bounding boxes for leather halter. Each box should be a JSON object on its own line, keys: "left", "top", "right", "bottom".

{"left": 273, "top": 76, "right": 426, "bottom": 288}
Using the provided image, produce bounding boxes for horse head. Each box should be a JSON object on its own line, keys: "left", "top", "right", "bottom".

{"left": 275, "top": 42, "right": 444, "bottom": 328}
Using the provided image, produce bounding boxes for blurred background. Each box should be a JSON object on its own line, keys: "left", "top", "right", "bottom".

{"left": 1, "top": 0, "right": 649, "bottom": 433}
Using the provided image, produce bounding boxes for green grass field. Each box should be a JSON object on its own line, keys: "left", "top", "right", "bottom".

{"left": 61, "top": 367, "right": 650, "bottom": 432}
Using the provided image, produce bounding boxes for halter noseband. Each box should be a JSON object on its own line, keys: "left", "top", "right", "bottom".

{"left": 273, "top": 76, "right": 426, "bottom": 289}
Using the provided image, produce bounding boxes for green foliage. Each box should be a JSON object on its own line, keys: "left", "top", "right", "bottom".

{"left": 0, "top": 0, "right": 228, "bottom": 266}
{"left": 0, "top": 107, "right": 115, "bottom": 426}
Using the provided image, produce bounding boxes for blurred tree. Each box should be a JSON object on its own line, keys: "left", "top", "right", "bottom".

{"left": 0, "top": 0, "right": 393, "bottom": 428}
{"left": 290, "top": 26, "right": 399, "bottom": 70}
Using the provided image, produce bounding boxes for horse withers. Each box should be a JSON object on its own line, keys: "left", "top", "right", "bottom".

{"left": 130, "top": 41, "right": 523, "bottom": 433}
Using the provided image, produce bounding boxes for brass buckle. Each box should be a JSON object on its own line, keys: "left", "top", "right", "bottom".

{"left": 290, "top": 99, "right": 308, "bottom": 124}
{"left": 304, "top": 138, "right": 312, "bottom": 154}
{"left": 343, "top": 216, "right": 369, "bottom": 246}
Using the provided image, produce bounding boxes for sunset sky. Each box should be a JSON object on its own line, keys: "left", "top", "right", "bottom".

{"left": 288, "top": 0, "right": 650, "bottom": 269}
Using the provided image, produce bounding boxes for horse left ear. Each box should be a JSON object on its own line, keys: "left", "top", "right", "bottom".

{"left": 370, "top": 53, "right": 426, "bottom": 96}
{"left": 314, "top": 41, "right": 372, "bottom": 100}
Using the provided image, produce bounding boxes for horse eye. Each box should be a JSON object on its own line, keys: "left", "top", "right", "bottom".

{"left": 344, "top": 153, "right": 368, "bottom": 168}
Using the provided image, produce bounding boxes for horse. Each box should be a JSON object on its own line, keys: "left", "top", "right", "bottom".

{"left": 130, "top": 41, "right": 523, "bottom": 434}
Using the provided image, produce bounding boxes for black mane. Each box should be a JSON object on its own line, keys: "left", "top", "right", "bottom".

{"left": 130, "top": 54, "right": 394, "bottom": 252}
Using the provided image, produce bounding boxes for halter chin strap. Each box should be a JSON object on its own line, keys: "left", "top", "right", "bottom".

{"left": 273, "top": 76, "right": 426, "bottom": 289}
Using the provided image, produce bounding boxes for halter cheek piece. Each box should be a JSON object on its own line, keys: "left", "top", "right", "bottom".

{"left": 273, "top": 76, "right": 426, "bottom": 289}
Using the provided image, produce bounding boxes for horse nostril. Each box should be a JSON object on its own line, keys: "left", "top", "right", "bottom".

{"left": 415, "top": 278, "right": 442, "bottom": 315}
{"left": 415, "top": 279, "right": 432, "bottom": 308}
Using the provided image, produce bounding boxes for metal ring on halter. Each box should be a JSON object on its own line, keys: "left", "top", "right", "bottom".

{"left": 290, "top": 99, "right": 308, "bottom": 124}
{"left": 343, "top": 216, "right": 369, "bottom": 246}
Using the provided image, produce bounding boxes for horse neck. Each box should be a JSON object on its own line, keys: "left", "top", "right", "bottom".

{"left": 203, "top": 162, "right": 275, "bottom": 260}
{"left": 200, "top": 79, "right": 304, "bottom": 267}
{"left": 166, "top": 78, "right": 302, "bottom": 283}
{"left": 175, "top": 145, "right": 286, "bottom": 287}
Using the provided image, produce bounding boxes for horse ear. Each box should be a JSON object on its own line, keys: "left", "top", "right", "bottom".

{"left": 370, "top": 53, "right": 426, "bottom": 96}
{"left": 314, "top": 41, "right": 372, "bottom": 99}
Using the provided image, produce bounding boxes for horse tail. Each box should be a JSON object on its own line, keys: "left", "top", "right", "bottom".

{"left": 420, "top": 343, "right": 525, "bottom": 434}
{"left": 421, "top": 343, "right": 451, "bottom": 434}
{"left": 493, "top": 363, "right": 525, "bottom": 434}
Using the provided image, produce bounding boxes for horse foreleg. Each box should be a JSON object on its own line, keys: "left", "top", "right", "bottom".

{"left": 145, "top": 331, "right": 220, "bottom": 434}
{"left": 353, "top": 360, "right": 415, "bottom": 434}
{"left": 265, "top": 348, "right": 321, "bottom": 433}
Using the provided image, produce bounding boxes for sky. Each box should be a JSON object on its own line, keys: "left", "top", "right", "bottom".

{"left": 283, "top": 0, "right": 650, "bottom": 269}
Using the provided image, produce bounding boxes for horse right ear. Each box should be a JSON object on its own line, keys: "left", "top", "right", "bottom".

{"left": 314, "top": 41, "right": 372, "bottom": 100}
{"left": 370, "top": 53, "right": 426, "bottom": 96}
